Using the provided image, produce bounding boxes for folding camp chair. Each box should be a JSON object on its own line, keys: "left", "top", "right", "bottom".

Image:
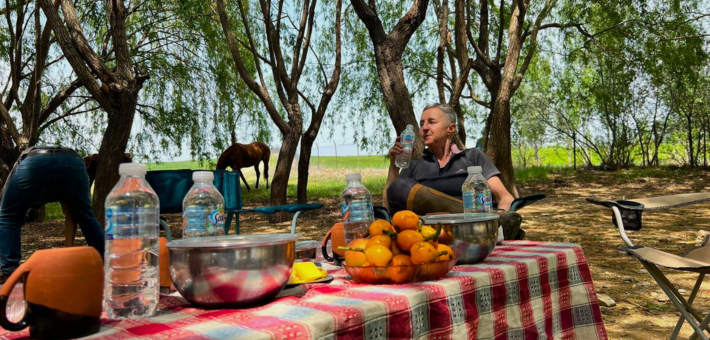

{"left": 587, "top": 193, "right": 710, "bottom": 340}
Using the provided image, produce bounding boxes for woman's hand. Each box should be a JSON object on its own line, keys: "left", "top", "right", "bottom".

{"left": 388, "top": 137, "right": 403, "bottom": 167}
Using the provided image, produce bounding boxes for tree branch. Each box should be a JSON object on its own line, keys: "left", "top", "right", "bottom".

{"left": 38, "top": 0, "right": 110, "bottom": 110}
{"left": 214, "top": 0, "right": 288, "bottom": 134}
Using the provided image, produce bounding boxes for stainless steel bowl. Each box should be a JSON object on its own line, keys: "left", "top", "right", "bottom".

{"left": 166, "top": 233, "right": 300, "bottom": 308}
{"left": 295, "top": 240, "right": 319, "bottom": 262}
{"left": 421, "top": 213, "right": 499, "bottom": 265}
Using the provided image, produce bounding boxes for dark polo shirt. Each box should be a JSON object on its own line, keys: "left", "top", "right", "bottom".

{"left": 399, "top": 147, "right": 500, "bottom": 199}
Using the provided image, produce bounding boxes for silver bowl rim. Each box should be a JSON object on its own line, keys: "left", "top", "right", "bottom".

{"left": 420, "top": 213, "right": 499, "bottom": 225}
{"left": 296, "top": 240, "right": 320, "bottom": 251}
{"left": 166, "top": 233, "right": 301, "bottom": 249}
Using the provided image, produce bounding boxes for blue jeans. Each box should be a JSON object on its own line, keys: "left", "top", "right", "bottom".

{"left": 0, "top": 151, "right": 105, "bottom": 276}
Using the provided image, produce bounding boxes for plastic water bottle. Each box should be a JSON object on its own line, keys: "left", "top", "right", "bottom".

{"left": 395, "top": 124, "right": 416, "bottom": 168}
{"left": 462, "top": 166, "right": 493, "bottom": 213}
{"left": 340, "top": 173, "right": 374, "bottom": 245}
{"left": 182, "top": 171, "right": 226, "bottom": 238}
{"left": 104, "top": 163, "right": 160, "bottom": 319}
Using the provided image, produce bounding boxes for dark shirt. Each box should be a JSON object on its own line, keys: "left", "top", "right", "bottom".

{"left": 399, "top": 146, "right": 500, "bottom": 199}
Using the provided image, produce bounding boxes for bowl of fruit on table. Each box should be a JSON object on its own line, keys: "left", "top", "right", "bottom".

{"left": 340, "top": 211, "right": 457, "bottom": 284}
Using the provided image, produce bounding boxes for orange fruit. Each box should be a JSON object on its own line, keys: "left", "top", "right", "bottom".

{"left": 364, "top": 245, "right": 393, "bottom": 267}
{"left": 362, "top": 262, "right": 372, "bottom": 267}
{"left": 391, "top": 241, "right": 404, "bottom": 256}
{"left": 437, "top": 244, "right": 455, "bottom": 262}
{"left": 344, "top": 238, "right": 368, "bottom": 267}
{"left": 410, "top": 242, "right": 439, "bottom": 264}
{"left": 419, "top": 226, "right": 438, "bottom": 246}
{"left": 392, "top": 210, "right": 419, "bottom": 232}
{"left": 391, "top": 254, "right": 412, "bottom": 266}
{"left": 396, "top": 230, "right": 425, "bottom": 253}
{"left": 369, "top": 220, "right": 394, "bottom": 236}
{"left": 366, "top": 235, "right": 392, "bottom": 249}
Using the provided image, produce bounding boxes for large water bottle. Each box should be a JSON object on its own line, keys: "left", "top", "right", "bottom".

{"left": 182, "top": 171, "right": 226, "bottom": 238}
{"left": 395, "top": 124, "right": 416, "bottom": 168}
{"left": 104, "top": 163, "right": 160, "bottom": 319}
{"left": 462, "top": 166, "right": 493, "bottom": 213}
{"left": 340, "top": 173, "right": 374, "bottom": 245}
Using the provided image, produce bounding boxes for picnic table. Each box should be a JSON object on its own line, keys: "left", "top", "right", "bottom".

{"left": 0, "top": 241, "right": 607, "bottom": 339}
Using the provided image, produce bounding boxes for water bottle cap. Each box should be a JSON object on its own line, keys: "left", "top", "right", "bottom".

{"left": 345, "top": 173, "right": 362, "bottom": 181}
{"left": 405, "top": 124, "right": 413, "bottom": 130}
{"left": 467, "top": 166, "right": 482, "bottom": 173}
{"left": 119, "top": 163, "right": 146, "bottom": 176}
{"left": 193, "top": 171, "right": 214, "bottom": 181}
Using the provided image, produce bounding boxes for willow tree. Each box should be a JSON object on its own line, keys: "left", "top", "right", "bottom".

{"left": 349, "top": 0, "right": 429, "bottom": 153}
{"left": 39, "top": 0, "right": 212, "bottom": 223}
{"left": 0, "top": 1, "right": 86, "bottom": 190}
{"left": 214, "top": 0, "right": 343, "bottom": 214}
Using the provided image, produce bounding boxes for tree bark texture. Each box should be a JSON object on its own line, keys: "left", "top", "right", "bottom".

{"left": 216, "top": 0, "right": 342, "bottom": 216}
{"left": 91, "top": 88, "right": 141, "bottom": 224}
{"left": 40, "top": 0, "right": 147, "bottom": 224}
{"left": 350, "top": 0, "right": 429, "bottom": 156}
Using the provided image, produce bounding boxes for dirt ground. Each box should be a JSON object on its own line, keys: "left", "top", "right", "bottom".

{"left": 20, "top": 168, "right": 710, "bottom": 340}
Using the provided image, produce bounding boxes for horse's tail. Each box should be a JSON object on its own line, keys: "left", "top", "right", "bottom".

{"left": 258, "top": 142, "right": 270, "bottom": 188}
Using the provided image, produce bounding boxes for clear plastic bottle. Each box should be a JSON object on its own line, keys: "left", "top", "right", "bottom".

{"left": 104, "top": 163, "right": 160, "bottom": 319}
{"left": 182, "top": 171, "right": 226, "bottom": 238}
{"left": 340, "top": 173, "right": 374, "bottom": 245}
{"left": 395, "top": 124, "right": 416, "bottom": 168}
{"left": 462, "top": 166, "right": 493, "bottom": 213}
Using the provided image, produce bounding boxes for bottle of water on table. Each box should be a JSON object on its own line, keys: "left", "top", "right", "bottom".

{"left": 395, "top": 124, "right": 416, "bottom": 169}
{"left": 462, "top": 166, "right": 492, "bottom": 213}
{"left": 183, "top": 171, "right": 226, "bottom": 238}
{"left": 104, "top": 163, "right": 160, "bottom": 319}
{"left": 341, "top": 173, "right": 374, "bottom": 245}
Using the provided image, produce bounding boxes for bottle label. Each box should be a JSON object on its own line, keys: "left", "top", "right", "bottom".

{"left": 341, "top": 201, "right": 372, "bottom": 223}
{"left": 463, "top": 192, "right": 475, "bottom": 211}
{"left": 183, "top": 207, "right": 224, "bottom": 234}
{"left": 403, "top": 133, "right": 414, "bottom": 144}
{"left": 105, "top": 206, "right": 158, "bottom": 239}
{"left": 477, "top": 191, "right": 492, "bottom": 212}
{"left": 210, "top": 209, "right": 225, "bottom": 229}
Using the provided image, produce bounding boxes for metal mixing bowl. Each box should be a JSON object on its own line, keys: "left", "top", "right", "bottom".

{"left": 166, "top": 233, "right": 300, "bottom": 308}
{"left": 421, "top": 213, "right": 499, "bottom": 265}
{"left": 295, "top": 240, "right": 319, "bottom": 262}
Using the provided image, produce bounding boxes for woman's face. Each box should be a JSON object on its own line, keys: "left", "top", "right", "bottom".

{"left": 420, "top": 108, "right": 455, "bottom": 147}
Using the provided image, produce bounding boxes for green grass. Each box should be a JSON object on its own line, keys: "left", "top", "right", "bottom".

{"left": 41, "top": 153, "right": 704, "bottom": 221}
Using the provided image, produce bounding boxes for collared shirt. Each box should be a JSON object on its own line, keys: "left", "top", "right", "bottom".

{"left": 399, "top": 145, "right": 500, "bottom": 199}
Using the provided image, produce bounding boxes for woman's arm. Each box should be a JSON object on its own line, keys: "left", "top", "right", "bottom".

{"left": 488, "top": 176, "right": 514, "bottom": 211}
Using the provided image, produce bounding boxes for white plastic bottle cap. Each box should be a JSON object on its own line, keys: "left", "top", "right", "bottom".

{"left": 193, "top": 171, "right": 214, "bottom": 181}
{"left": 467, "top": 166, "right": 482, "bottom": 174}
{"left": 345, "top": 173, "right": 362, "bottom": 181}
{"left": 119, "top": 163, "right": 146, "bottom": 176}
{"left": 405, "top": 124, "right": 413, "bottom": 130}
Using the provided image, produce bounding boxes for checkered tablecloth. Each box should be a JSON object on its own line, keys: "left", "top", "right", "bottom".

{"left": 0, "top": 241, "right": 607, "bottom": 340}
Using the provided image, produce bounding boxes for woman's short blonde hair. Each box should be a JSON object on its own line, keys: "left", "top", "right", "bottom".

{"left": 422, "top": 103, "right": 457, "bottom": 126}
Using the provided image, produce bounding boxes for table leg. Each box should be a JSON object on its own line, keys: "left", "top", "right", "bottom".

{"left": 225, "top": 213, "right": 233, "bottom": 235}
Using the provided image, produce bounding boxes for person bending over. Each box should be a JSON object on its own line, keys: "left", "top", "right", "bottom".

{"left": 385, "top": 103, "right": 514, "bottom": 215}
{"left": 0, "top": 146, "right": 105, "bottom": 283}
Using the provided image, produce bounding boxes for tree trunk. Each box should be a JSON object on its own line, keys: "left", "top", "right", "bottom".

{"left": 0, "top": 127, "right": 19, "bottom": 191}
{"left": 270, "top": 127, "right": 301, "bottom": 222}
{"left": 452, "top": 102, "right": 466, "bottom": 148}
{"left": 486, "top": 95, "right": 518, "bottom": 197}
{"left": 91, "top": 88, "right": 140, "bottom": 225}
{"left": 374, "top": 52, "right": 424, "bottom": 156}
{"left": 297, "top": 135, "right": 315, "bottom": 204}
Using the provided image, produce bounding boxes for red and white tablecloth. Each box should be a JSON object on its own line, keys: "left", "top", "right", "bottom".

{"left": 1, "top": 241, "right": 607, "bottom": 340}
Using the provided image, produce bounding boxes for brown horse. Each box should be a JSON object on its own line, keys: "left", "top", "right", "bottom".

{"left": 216, "top": 142, "right": 270, "bottom": 192}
